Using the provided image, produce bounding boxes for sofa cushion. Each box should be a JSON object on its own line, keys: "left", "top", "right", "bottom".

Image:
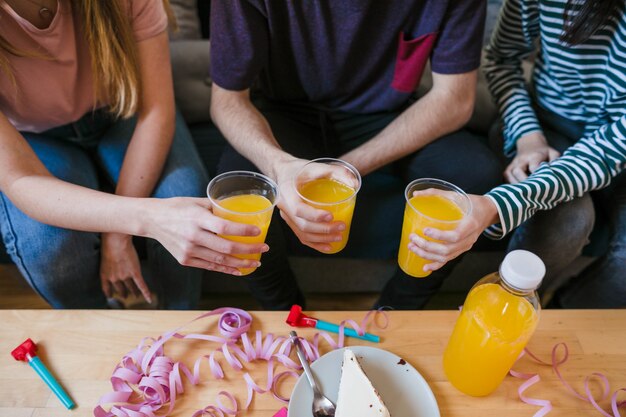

{"left": 168, "top": 0, "right": 212, "bottom": 123}
{"left": 169, "top": 0, "right": 202, "bottom": 40}
{"left": 170, "top": 40, "right": 212, "bottom": 124}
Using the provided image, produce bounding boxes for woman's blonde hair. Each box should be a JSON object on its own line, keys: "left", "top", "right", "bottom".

{"left": 0, "top": 0, "right": 176, "bottom": 119}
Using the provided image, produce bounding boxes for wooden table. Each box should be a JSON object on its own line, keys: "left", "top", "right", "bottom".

{"left": 1, "top": 310, "right": 625, "bottom": 417}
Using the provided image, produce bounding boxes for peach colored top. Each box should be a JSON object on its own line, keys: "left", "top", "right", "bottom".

{"left": 0, "top": 0, "right": 167, "bottom": 133}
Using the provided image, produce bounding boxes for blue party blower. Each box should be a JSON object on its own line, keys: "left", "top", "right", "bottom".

{"left": 11, "top": 338, "right": 76, "bottom": 410}
{"left": 286, "top": 305, "right": 380, "bottom": 343}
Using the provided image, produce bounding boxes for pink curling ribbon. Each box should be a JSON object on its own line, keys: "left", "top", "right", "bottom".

{"left": 510, "top": 343, "right": 626, "bottom": 417}
{"left": 94, "top": 307, "right": 386, "bottom": 417}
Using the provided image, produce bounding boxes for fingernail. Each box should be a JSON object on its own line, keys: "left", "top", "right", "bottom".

{"left": 261, "top": 245, "right": 270, "bottom": 252}
{"left": 234, "top": 270, "right": 242, "bottom": 276}
{"left": 324, "top": 214, "right": 333, "bottom": 222}
{"left": 334, "top": 235, "right": 343, "bottom": 242}
{"left": 337, "top": 223, "right": 346, "bottom": 231}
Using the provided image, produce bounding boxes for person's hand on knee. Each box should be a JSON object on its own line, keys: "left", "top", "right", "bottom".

{"left": 505, "top": 132, "right": 560, "bottom": 184}
{"left": 100, "top": 233, "right": 152, "bottom": 303}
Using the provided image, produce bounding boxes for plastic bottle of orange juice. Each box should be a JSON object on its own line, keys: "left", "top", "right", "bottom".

{"left": 443, "top": 250, "right": 545, "bottom": 397}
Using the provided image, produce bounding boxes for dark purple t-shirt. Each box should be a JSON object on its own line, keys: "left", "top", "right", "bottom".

{"left": 210, "top": 0, "right": 485, "bottom": 113}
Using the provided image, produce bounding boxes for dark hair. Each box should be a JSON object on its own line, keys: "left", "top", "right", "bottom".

{"left": 561, "top": 0, "right": 624, "bottom": 45}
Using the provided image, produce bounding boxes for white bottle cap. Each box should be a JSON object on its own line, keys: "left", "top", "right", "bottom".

{"left": 499, "top": 250, "right": 546, "bottom": 291}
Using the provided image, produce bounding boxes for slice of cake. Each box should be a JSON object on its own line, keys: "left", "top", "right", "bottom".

{"left": 335, "top": 349, "right": 391, "bottom": 417}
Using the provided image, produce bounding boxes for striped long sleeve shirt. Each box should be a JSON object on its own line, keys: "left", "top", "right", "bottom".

{"left": 483, "top": 0, "right": 626, "bottom": 238}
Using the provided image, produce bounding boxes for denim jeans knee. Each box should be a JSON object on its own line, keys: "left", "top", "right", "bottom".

{"left": 0, "top": 193, "right": 106, "bottom": 308}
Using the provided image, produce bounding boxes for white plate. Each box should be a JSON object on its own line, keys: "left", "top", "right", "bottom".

{"left": 288, "top": 346, "right": 440, "bottom": 417}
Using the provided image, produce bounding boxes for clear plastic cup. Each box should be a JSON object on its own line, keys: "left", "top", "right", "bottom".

{"left": 294, "top": 158, "right": 361, "bottom": 254}
{"left": 207, "top": 171, "right": 278, "bottom": 275}
{"left": 398, "top": 178, "right": 472, "bottom": 277}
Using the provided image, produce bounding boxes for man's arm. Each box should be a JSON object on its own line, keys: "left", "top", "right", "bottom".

{"left": 340, "top": 70, "right": 477, "bottom": 175}
{"left": 210, "top": 85, "right": 345, "bottom": 253}
{"left": 209, "top": 87, "right": 290, "bottom": 179}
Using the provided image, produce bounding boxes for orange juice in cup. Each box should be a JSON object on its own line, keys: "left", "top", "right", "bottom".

{"left": 397, "top": 178, "right": 471, "bottom": 277}
{"left": 295, "top": 158, "right": 361, "bottom": 254}
{"left": 207, "top": 171, "right": 278, "bottom": 275}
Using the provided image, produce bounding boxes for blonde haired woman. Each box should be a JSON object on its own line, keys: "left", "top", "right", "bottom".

{"left": 0, "top": 0, "right": 265, "bottom": 309}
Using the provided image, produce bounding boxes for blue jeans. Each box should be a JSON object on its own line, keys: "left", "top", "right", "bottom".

{"left": 0, "top": 110, "right": 208, "bottom": 309}
{"left": 494, "top": 107, "right": 626, "bottom": 308}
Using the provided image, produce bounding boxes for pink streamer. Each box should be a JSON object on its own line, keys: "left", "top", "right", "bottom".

{"left": 511, "top": 343, "right": 626, "bottom": 417}
{"left": 94, "top": 308, "right": 386, "bottom": 417}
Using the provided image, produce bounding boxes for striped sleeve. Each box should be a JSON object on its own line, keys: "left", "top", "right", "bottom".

{"left": 483, "top": 0, "right": 542, "bottom": 157}
{"left": 484, "top": 115, "right": 626, "bottom": 239}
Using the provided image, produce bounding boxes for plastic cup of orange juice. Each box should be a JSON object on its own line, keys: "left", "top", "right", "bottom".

{"left": 207, "top": 171, "right": 278, "bottom": 275}
{"left": 398, "top": 178, "right": 472, "bottom": 277}
{"left": 295, "top": 158, "right": 361, "bottom": 254}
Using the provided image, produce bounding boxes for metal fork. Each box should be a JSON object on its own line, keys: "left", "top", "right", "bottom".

{"left": 290, "top": 331, "right": 336, "bottom": 417}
